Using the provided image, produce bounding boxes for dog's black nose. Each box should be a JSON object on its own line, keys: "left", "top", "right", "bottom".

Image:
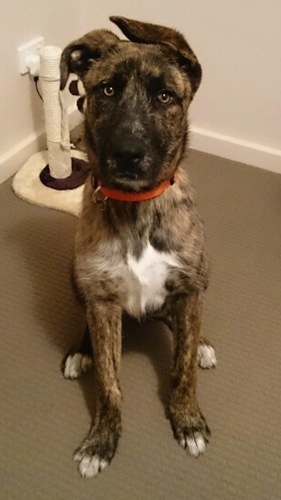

{"left": 111, "top": 134, "right": 145, "bottom": 169}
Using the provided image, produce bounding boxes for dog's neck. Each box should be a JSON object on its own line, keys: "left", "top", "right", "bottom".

{"left": 91, "top": 172, "right": 179, "bottom": 203}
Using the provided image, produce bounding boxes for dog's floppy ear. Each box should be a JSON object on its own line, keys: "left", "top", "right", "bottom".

{"left": 60, "top": 30, "right": 119, "bottom": 90}
{"left": 110, "top": 16, "right": 202, "bottom": 95}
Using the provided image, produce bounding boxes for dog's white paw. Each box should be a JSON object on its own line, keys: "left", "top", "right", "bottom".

{"left": 197, "top": 344, "right": 217, "bottom": 369}
{"left": 63, "top": 353, "right": 93, "bottom": 380}
{"left": 74, "top": 451, "right": 108, "bottom": 479}
{"left": 180, "top": 432, "right": 207, "bottom": 457}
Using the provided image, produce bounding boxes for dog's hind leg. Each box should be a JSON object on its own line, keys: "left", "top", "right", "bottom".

{"left": 62, "top": 326, "right": 93, "bottom": 380}
{"left": 74, "top": 301, "right": 123, "bottom": 478}
{"left": 168, "top": 292, "right": 211, "bottom": 457}
{"left": 197, "top": 336, "right": 217, "bottom": 369}
{"left": 162, "top": 317, "right": 217, "bottom": 370}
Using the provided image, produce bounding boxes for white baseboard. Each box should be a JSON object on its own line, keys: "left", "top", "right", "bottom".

{"left": 1, "top": 114, "right": 280, "bottom": 184}
{"left": 0, "top": 131, "right": 46, "bottom": 185}
{"left": 0, "top": 105, "right": 83, "bottom": 184}
{"left": 190, "top": 127, "right": 281, "bottom": 174}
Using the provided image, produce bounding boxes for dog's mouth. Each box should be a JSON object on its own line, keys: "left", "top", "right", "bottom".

{"left": 101, "top": 157, "right": 153, "bottom": 191}
{"left": 116, "top": 170, "right": 140, "bottom": 181}
{"left": 112, "top": 170, "right": 152, "bottom": 191}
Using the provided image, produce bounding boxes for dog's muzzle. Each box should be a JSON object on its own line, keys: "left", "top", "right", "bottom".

{"left": 109, "top": 132, "right": 147, "bottom": 179}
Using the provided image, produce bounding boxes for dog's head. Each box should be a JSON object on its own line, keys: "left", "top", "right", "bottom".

{"left": 61, "top": 17, "right": 202, "bottom": 191}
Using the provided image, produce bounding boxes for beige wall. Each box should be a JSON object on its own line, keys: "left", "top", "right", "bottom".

{"left": 0, "top": 0, "right": 280, "bottom": 181}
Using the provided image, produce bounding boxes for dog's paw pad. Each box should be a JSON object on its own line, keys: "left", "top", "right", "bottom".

{"left": 63, "top": 353, "right": 93, "bottom": 379}
{"left": 197, "top": 344, "right": 217, "bottom": 369}
{"left": 74, "top": 451, "right": 108, "bottom": 479}
{"left": 181, "top": 432, "right": 207, "bottom": 457}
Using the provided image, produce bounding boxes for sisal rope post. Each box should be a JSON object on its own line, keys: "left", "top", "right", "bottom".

{"left": 39, "top": 45, "right": 72, "bottom": 179}
{"left": 12, "top": 44, "right": 89, "bottom": 212}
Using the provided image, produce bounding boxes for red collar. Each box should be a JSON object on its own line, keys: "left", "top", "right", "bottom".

{"left": 91, "top": 172, "right": 178, "bottom": 202}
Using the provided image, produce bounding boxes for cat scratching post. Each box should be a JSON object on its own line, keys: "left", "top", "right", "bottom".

{"left": 40, "top": 45, "right": 72, "bottom": 183}
{"left": 12, "top": 45, "right": 88, "bottom": 216}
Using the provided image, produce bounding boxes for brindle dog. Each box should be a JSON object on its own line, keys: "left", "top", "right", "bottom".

{"left": 60, "top": 16, "right": 217, "bottom": 478}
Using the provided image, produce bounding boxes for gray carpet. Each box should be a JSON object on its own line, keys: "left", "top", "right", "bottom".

{"left": 1, "top": 150, "right": 281, "bottom": 499}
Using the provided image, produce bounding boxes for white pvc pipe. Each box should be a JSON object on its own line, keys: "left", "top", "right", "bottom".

{"left": 39, "top": 45, "right": 72, "bottom": 179}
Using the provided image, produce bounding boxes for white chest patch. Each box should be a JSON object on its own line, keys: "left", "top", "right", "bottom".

{"left": 124, "top": 243, "right": 179, "bottom": 317}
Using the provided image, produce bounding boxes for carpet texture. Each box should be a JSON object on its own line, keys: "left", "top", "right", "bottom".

{"left": 1, "top": 150, "right": 281, "bottom": 499}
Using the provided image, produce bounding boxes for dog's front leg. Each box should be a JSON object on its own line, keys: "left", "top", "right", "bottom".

{"left": 169, "top": 292, "right": 210, "bottom": 457}
{"left": 74, "top": 301, "right": 122, "bottom": 479}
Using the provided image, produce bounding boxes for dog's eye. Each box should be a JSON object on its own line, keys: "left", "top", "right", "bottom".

{"left": 103, "top": 85, "right": 115, "bottom": 97}
{"left": 158, "top": 91, "right": 172, "bottom": 104}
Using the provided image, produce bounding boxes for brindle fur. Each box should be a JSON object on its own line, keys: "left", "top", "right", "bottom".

{"left": 60, "top": 16, "right": 214, "bottom": 478}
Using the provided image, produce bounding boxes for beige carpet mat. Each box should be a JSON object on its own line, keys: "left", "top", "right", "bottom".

{"left": 1, "top": 150, "right": 281, "bottom": 499}
{"left": 12, "top": 149, "right": 86, "bottom": 217}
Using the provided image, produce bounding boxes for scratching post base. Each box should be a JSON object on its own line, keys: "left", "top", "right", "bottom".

{"left": 12, "top": 150, "right": 87, "bottom": 217}
{"left": 40, "top": 157, "right": 89, "bottom": 190}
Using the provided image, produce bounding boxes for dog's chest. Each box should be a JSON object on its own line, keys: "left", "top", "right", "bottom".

{"left": 124, "top": 243, "right": 179, "bottom": 317}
